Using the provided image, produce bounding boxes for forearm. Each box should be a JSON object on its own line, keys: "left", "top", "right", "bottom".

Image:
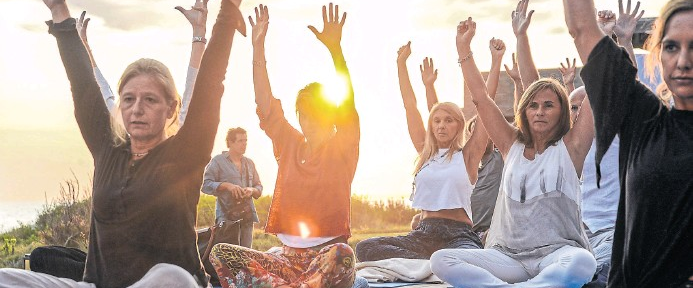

{"left": 253, "top": 44, "right": 273, "bottom": 118}
{"left": 180, "top": 0, "right": 241, "bottom": 153}
{"left": 49, "top": 4, "right": 71, "bottom": 24}
{"left": 565, "top": 82, "right": 576, "bottom": 94}
{"left": 516, "top": 34, "right": 540, "bottom": 88}
{"left": 513, "top": 79, "right": 524, "bottom": 113}
{"left": 563, "top": 0, "right": 604, "bottom": 64}
{"left": 189, "top": 25, "right": 206, "bottom": 69}
{"left": 50, "top": 18, "right": 110, "bottom": 153}
{"left": 93, "top": 66, "right": 116, "bottom": 114}
{"left": 486, "top": 58, "right": 502, "bottom": 100}
{"left": 202, "top": 180, "right": 222, "bottom": 196}
{"left": 179, "top": 66, "right": 199, "bottom": 125}
{"left": 460, "top": 48, "right": 516, "bottom": 153}
{"left": 424, "top": 83, "right": 438, "bottom": 112}
{"left": 398, "top": 63, "right": 426, "bottom": 152}
{"left": 618, "top": 40, "right": 637, "bottom": 69}
{"left": 330, "top": 46, "right": 355, "bottom": 110}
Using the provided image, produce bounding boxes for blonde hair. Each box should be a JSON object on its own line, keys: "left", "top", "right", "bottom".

{"left": 515, "top": 78, "right": 571, "bottom": 148}
{"left": 414, "top": 102, "right": 466, "bottom": 173}
{"left": 644, "top": 0, "right": 693, "bottom": 82}
{"left": 111, "top": 58, "right": 181, "bottom": 145}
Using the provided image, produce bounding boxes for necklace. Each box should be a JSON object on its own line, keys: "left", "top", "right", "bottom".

{"left": 132, "top": 151, "right": 149, "bottom": 157}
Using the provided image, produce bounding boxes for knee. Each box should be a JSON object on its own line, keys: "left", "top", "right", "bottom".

{"left": 140, "top": 264, "right": 197, "bottom": 288}
{"left": 429, "top": 250, "right": 455, "bottom": 280}
{"left": 561, "top": 249, "right": 598, "bottom": 285}
{"left": 323, "top": 243, "right": 356, "bottom": 265}
{"left": 354, "top": 238, "right": 377, "bottom": 261}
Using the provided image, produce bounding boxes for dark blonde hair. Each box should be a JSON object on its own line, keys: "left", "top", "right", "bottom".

{"left": 644, "top": 0, "right": 693, "bottom": 82}
{"left": 414, "top": 102, "right": 466, "bottom": 173}
{"left": 515, "top": 78, "right": 571, "bottom": 148}
{"left": 112, "top": 58, "right": 181, "bottom": 145}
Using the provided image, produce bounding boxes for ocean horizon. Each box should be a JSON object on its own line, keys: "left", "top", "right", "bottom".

{"left": 0, "top": 201, "right": 46, "bottom": 233}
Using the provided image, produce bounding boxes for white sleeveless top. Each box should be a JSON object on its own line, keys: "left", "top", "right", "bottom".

{"left": 486, "top": 139, "right": 590, "bottom": 259}
{"left": 411, "top": 148, "right": 475, "bottom": 219}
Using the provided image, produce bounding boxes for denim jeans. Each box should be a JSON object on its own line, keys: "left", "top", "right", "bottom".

{"left": 355, "top": 218, "right": 482, "bottom": 262}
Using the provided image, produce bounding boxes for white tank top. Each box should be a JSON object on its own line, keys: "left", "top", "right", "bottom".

{"left": 411, "top": 148, "right": 475, "bottom": 219}
{"left": 486, "top": 139, "right": 590, "bottom": 258}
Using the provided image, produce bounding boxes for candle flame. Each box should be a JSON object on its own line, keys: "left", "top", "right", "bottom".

{"left": 298, "top": 221, "right": 310, "bottom": 239}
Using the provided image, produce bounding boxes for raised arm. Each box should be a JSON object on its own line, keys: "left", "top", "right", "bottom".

{"left": 487, "top": 37, "right": 506, "bottom": 99}
{"left": 43, "top": 0, "right": 112, "bottom": 155}
{"left": 564, "top": 95, "right": 594, "bottom": 175}
{"left": 175, "top": 0, "right": 209, "bottom": 125}
{"left": 559, "top": 58, "right": 577, "bottom": 93}
{"left": 249, "top": 4, "right": 274, "bottom": 119}
{"left": 177, "top": 0, "right": 245, "bottom": 157}
{"left": 396, "top": 41, "right": 426, "bottom": 153}
{"left": 504, "top": 53, "right": 523, "bottom": 114}
{"left": 563, "top": 0, "right": 605, "bottom": 64}
{"left": 512, "top": 0, "right": 540, "bottom": 88}
{"left": 308, "top": 3, "right": 354, "bottom": 112}
{"left": 457, "top": 18, "right": 517, "bottom": 157}
{"left": 420, "top": 57, "right": 439, "bottom": 111}
{"left": 77, "top": 11, "right": 116, "bottom": 113}
{"left": 613, "top": 0, "right": 644, "bottom": 68}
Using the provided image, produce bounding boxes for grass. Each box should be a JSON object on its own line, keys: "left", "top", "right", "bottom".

{"left": 1, "top": 177, "right": 417, "bottom": 268}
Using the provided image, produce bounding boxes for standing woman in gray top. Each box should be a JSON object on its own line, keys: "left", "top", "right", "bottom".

{"left": 202, "top": 127, "right": 263, "bottom": 248}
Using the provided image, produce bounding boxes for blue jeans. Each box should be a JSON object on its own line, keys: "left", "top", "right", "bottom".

{"left": 355, "top": 218, "right": 482, "bottom": 262}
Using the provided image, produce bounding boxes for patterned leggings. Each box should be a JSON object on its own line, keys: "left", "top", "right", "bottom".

{"left": 210, "top": 242, "right": 355, "bottom": 288}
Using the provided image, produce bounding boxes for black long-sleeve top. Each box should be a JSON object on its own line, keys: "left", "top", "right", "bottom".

{"left": 582, "top": 36, "right": 693, "bottom": 288}
{"left": 46, "top": 2, "right": 240, "bottom": 287}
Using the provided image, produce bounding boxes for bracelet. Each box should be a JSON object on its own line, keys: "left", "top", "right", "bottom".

{"left": 252, "top": 60, "right": 267, "bottom": 66}
{"left": 458, "top": 51, "right": 473, "bottom": 65}
{"left": 192, "top": 36, "right": 207, "bottom": 44}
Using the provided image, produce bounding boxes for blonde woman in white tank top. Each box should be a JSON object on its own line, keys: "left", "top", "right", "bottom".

{"left": 355, "top": 40, "right": 499, "bottom": 262}
{"left": 430, "top": 17, "right": 597, "bottom": 288}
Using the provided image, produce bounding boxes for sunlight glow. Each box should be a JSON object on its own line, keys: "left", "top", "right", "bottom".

{"left": 321, "top": 74, "right": 349, "bottom": 106}
{"left": 298, "top": 221, "right": 311, "bottom": 239}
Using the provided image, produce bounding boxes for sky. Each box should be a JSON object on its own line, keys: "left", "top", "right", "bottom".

{"left": 0, "top": 0, "right": 663, "bottom": 205}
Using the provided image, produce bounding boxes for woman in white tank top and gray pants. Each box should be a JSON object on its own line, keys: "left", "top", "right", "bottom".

{"left": 429, "top": 18, "right": 597, "bottom": 288}
{"left": 355, "top": 101, "right": 491, "bottom": 261}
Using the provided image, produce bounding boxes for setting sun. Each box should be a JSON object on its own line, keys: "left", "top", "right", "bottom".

{"left": 320, "top": 73, "right": 349, "bottom": 106}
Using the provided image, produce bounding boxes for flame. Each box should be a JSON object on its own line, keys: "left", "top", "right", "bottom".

{"left": 298, "top": 221, "right": 311, "bottom": 239}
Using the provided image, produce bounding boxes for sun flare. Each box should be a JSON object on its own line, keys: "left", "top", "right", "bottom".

{"left": 320, "top": 74, "right": 349, "bottom": 106}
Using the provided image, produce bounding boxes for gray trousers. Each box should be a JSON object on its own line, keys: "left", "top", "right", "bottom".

{"left": 355, "top": 218, "right": 482, "bottom": 262}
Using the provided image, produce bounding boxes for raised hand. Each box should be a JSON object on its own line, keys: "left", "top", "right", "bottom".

{"left": 597, "top": 10, "right": 616, "bottom": 36}
{"left": 504, "top": 53, "right": 521, "bottom": 81}
{"left": 511, "top": 0, "right": 534, "bottom": 36}
{"left": 614, "top": 0, "right": 644, "bottom": 41}
{"left": 175, "top": 0, "right": 209, "bottom": 35}
{"left": 559, "top": 57, "right": 577, "bottom": 92}
{"left": 397, "top": 41, "right": 412, "bottom": 65}
{"left": 456, "top": 17, "right": 476, "bottom": 54}
{"left": 307, "top": 3, "right": 347, "bottom": 52}
{"left": 76, "top": 11, "right": 91, "bottom": 45}
{"left": 249, "top": 4, "right": 269, "bottom": 47}
{"left": 420, "top": 57, "right": 438, "bottom": 87}
{"left": 489, "top": 37, "right": 506, "bottom": 61}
